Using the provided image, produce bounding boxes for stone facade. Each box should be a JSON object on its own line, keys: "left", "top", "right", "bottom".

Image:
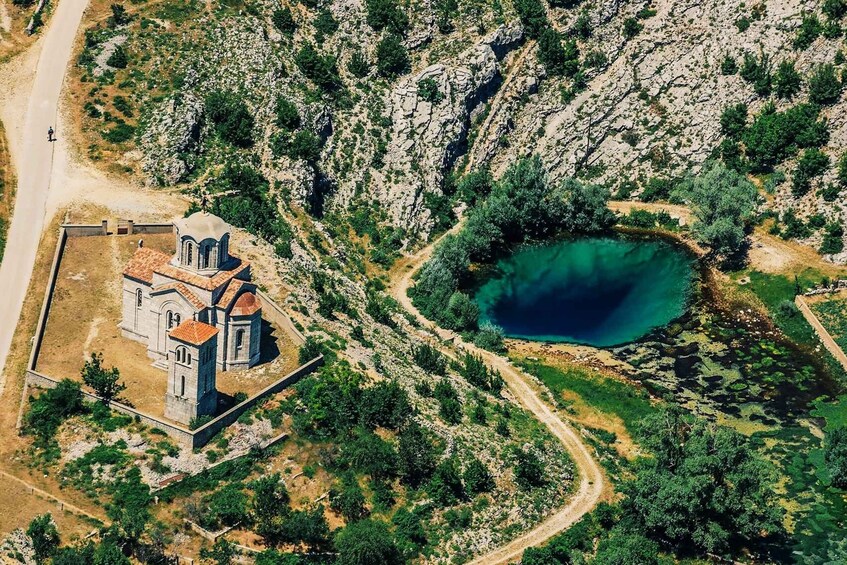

{"left": 119, "top": 212, "right": 264, "bottom": 424}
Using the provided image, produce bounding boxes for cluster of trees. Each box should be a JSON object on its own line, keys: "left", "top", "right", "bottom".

{"left": 201, "top": 163, "right": 294, "bottom": 258}
{"left": 411, "top": 156, "right": 615, "bottom": 332}
{"left": 671, "top": 161, "right": 758, "bottom": 257}
{"left": 364, "top": 0, "right": 410, "bottom": 78}
{"left": 719, "top": 101, "right": 829, "bottom": 174}
{"left": 294, "top": 43, "right": 343, "bottom": 93}
{"left": 270, "top": 95, "right": 322, "bottom": 163}
{"left": 825, "top": 426, "right": 847, "bottom": 488}
{"left": 205, "top": 91, "right": 255, "bottom": 148}
{"left": 522, "top": 406, "right": 783, "bottom": 563}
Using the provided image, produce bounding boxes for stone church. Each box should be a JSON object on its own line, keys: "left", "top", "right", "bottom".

{"left": 120, "top": 211, "right": 262, "bottom": 424}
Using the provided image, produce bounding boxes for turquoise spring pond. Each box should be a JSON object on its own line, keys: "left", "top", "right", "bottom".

{"left": 473, "top": 237, "right": 695, "bottom": 347}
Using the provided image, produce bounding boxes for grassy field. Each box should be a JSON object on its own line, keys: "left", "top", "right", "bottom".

{"left": 810, "top": 296, "right": 847, "bottom": 352}
{"left": 512, "top": 357, "right": 655, "bottom": 440}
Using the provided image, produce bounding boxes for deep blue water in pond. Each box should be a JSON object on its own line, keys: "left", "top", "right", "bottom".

{"left": 473, "top": 237, "right": 694, "bottom": 347}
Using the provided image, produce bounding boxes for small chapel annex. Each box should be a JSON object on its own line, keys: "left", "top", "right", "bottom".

{"left": 120, "top": 211, "right": 262, "bottom": 425}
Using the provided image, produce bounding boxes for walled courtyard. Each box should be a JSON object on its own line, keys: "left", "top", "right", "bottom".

{"left": 35, "top": 233, "right": 301, "bottom": 423}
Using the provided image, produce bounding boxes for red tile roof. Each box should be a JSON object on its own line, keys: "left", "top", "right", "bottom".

{"left": 123, "top": 247, "right": 171, "bottom": 284}
{"left": 152, "top": 282, "right": 206, "bottom": 310}
{"left": 231, "top": 292, "right": 261, "bottom": 317}
{"left": 169, "top": 320, "right": 219, "bottom": 346}
{"left": 216, "top": 279, "right": 246, "bottom": 310}
{"left": 154, "top": 257, "right": 250, "bottom": 291}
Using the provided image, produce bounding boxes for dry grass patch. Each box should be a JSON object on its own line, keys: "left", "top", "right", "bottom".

{"left": 36, "top": 233, "right": 302, "bottom": 421}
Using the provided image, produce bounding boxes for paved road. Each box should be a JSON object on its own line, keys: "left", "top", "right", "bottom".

{"left": 0, "top": 0, "right": 88, "bottom": 385}
{"left": 389, "top": 231, "right": 605, "bottom": 564}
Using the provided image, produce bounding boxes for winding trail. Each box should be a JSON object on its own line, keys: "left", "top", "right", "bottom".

{"left": 388, "top": 231, "right": 605, "bottom": 564}
{"left": 0, "top": 0, "right": 89, "bottom": 391}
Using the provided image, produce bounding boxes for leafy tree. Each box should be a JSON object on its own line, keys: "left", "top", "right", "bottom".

{"left": 463, "top": 457, "right": 495, "bottom": 494}
{"left": 568, "top": 9, "right": 592, "bottom": 39}
{"left": 348, "top": 51, "right": 370, "bottom": 78}
{"left": 330, "top": 475, "right": 369, "bottom": 521}
{"left": 446, "top": 291, "right": 479, "bottom": 330}
{"left": 558, "top": 178, "right": 616, "bottom": 233}
{"left": 512, "top": 447, "right": 545, "bottom": 488}
{"left": 824, "top": 0, "right": 847, "bottom": 19}
{"left": 808, "top": 63, "right": 842, "bottom": 105}
{"left": 365, "top": 0, "right": 409, "bottom": 35}
{"left": 794, "top": 13, "right": 822, "bottom": 49}
{"left": 825, "top": 426, "right": 847, "bottom": 488}
{"left": 397, "top": 421, "right": 437, "bottom": 487}
{"left": 24, "top": 378, "right": 86, "bottom": 445}
{"left": 412, "top": 343, "right": 447, "bottom": 374}
{"left": 622, "top": 17, "right": 642, "bottom": 38}
{"left": 334, "top": 519, "right": 402, "bottom": 565}
{"left": 623, "top": 406, "right": 783, "bottom": 554}
{"left": 434, "top": 0, "right": 458, "bottom": 33}
{"left": 27, "top": 514, "right": 60, "bottom": 563}
{"left": 513, "top": 0, "right": 548, "bottom": 38}
{"left": 459, "top": 352, "right": 503, "bottom": 393}
{"left": 537, "top": 29, "right": 579, "bottom": 77}
{"left": 81, "top": 352, "right": 125, "bottom": 402}
{"left": 93, "top": 541, "right": 129, "bottom": 565}
{"left": 109, "top": 4, "right": 130, "bottom": 26}
{"left": 592, "top": 530, "right": 659, "bottom": 564}
{"left": 820, "top": 222, "right": 844, "bottom": 254}
{"left": 106, "top": 45, "right": 128, "bottom": 69}
{"left": 272, "top": 7, "right": 296, "bottom": 35}
{"left": 434, "top": 379, "right": 462, "bottom": 424}
{"left": 792, "top": 148, "right": 830, "bottom": 196}
{"left": 426, "top": 457, "right": 465, "bottom": 504}
{"left": 720, "top": 55, "right": 737, "bottom": 75}
{"left": 359, "top": 381, "right": 411, "bottom": 430}
{"left": 392, "top": 508, "right": 426, "bottom": 556}
{"left": 521, "top": 546, "right": 558, "bottom": 565}
{"left": 255, "top": 549, "right": 301, "bottom": 565}
{"left": 720, "top": 103, "right": 748, "bottom": 138}
{"left": 294, "top": 43, "right": 342, "bottom": 92}
{"left": 739, "top": 52, "right": 771, "bottom": 95}
{"left": 107, "top": 467, "right": 152, "bottom": 544}
{"left": 275, "top": 96, "right": 300, "bottom": 131}
{"left": 200, "top": 539, "right": 236, "bottom": 565}
{"left": 250, "top": 473, "right": 290, "bottom": 526}
{"left": 774, "top": 60, "right": 802, "bottom": 99}
{"left": 205, "top": 91, "right": 254, "bottom": 147}
{"left": 838, "top": 151, "right": 847, "bottom": 186}
{"left": 313, "top": 8, "right": 338, "bottom": 39}
{"left": 341, "top": 428, "right": 398, "bottom": 478}
{"left": 671, "top": 161, "right": 757, "bottom": 256}
{"left": 278, "top": 506, "right": 330, "bottom": 548}
{"left": 417, "top": 77, "right": 443, "bottom": 103}
{"left": 376, "top": 35, "right": 409, "bottom": 78}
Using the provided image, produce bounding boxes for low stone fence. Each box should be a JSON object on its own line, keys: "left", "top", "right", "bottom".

{"left": 20, "top": 221, "right": 323, "bottom": 448}
{"left": 794, "top": 295, "right": 847, "bottom": 372}
{"left": 24, "top": 356, "right": 322, "bottom": 448}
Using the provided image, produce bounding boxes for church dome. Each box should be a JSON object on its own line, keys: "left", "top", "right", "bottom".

{"left": 177, "top": 211, "right": 230, "bottom": 242}
{"left": 231, "top": 292, "right": 261, "bottom": 316}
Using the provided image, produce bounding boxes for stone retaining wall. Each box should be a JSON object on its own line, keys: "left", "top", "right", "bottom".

{"left": 20, "top": 222, "right": 322, "bottom": 448}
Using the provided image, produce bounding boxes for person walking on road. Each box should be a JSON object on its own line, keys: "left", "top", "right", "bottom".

{"left": 47, "top": 126, "right": 54, "bottom": 142}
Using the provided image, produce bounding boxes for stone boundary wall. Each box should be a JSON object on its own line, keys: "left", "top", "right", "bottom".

{"left": 257, "top": 289, "right": 306, "bottom": 344}
{"left": 794, "top": 295, "right": 847, "bottom": 372}
{"left": 20, "top": 222, "right": 322, "bottom": 448}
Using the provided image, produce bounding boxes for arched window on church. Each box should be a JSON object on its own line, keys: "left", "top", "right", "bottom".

{"left": 167, "top": 311, "right": 174, "bottom": 329}
{"left": 202, "top": 245, "right": 211, "bottom": 269}
{"left": 235, "top": 329, "right": 244, "bottom": 358}
{"left": 186, "top": 243, "right": 193, "bottom": 267}
{"left": 180, "top": 375, "right": 185, "bottom": 396}
{"left": 174, "top": 313, "right": 181, "bottom": 327}
{"left": 136, "top": 289, "right": 143, "bottom": 308}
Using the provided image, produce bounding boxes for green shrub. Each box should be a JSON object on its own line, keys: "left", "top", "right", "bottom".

{"left": 275, "top": 96, "right": 300, "bottom": 131}
{"left": 513, "top": 0, "right": 548, "bottom": 38}
{"left": 792, "top": 148, "right": 830, "bottom": 197}
{"left": 720, "top": 55, "right": 737, "bottom": 75}
{"left": 794, "top": 13, "right": 822, "bottom": 49}
{"left": 205, "top": 91, "right": 254, "bottom": 147}
{"left": 622, "top": 17, "right": 642, "bottom": 38}
{"left": 412, "top": 343, "right": 447, "bottom": 375}
{"left": 365, "top": 0, "right": 408, "bottom": 34}
{"left": 774, "top": 60, "right": 802, "bottom": 99}
{"left": 537, "top": 29, "right": 579, "bottom": 77}
{"left": 313, "top": 8, "right": 338, "bottom": 39}
{"left": 348, "top": 51, "right": 370, "bottom": 78}
{"left": 295, "top": 43, "right": 342, "bottom": 92}
{"left": 272, "top": 7, "right": 296, "bottom": 35}
{"left": 102, "top": 122, "right": 135, "bottom": 143}
{"left": 417, "top": 78, "right": 443, "bottom": 103}
{"left": 376, "top": 35, "right": 409, "bottom": 78}
{"left": 808, "top": 63, "right": 842, "bottom": 105}
{"left": 24, "top": 379, "right": 86, "bottom": 446}
{"left": 106, "top": 45, "right": 128, "bottom": 69}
